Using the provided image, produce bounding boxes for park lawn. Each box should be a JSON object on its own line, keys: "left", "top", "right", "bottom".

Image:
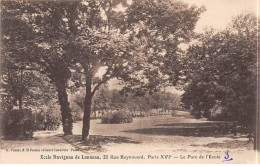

{"left": 0, "top": 111, "right": 255, "bottom": 163}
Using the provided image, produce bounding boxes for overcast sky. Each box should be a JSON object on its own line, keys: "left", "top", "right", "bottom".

{"left": 182, "top": 0, "right": 257, "bottom": 33}
{"left": 108, "top": 0, "right": 258, "bottom": 94}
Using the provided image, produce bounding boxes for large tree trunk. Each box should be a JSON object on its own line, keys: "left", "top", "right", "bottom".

{"left": 56, "top": 81, "right": 73, "bottom": 136}
{"left": 18, "top": 69, "right": 23, "bottom": 111}
{"left": 82, "top": 77, "right": 92, "bottom": 141}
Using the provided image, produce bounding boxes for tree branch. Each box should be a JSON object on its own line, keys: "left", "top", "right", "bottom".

{"left": 91, "top": 66, "right": 114, "bottom": 97}
{"left": 7, "top": 66, "right": 46, "bottom": 75}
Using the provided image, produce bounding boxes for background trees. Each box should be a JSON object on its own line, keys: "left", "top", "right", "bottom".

{"left": 70, "top": 87, "right": 181, "bottom": 118}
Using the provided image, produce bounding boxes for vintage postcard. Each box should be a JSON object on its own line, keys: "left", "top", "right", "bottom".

{"left": 0, "top": 0, "right": 259, "bottom": 164}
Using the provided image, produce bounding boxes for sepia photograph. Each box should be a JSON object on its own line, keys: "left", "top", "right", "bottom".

{"left": 0, "top": 0, "right": 259, "bottom": 164}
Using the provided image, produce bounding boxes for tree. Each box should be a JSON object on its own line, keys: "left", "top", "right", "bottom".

{"left": 182, "top": 13, "right": 257, "bottom": 133}
{"left": 69, "top": 0, "right": 204, "bottom": 140}
{"left": 1, "top": 1, "right": 74, "bottom": 135}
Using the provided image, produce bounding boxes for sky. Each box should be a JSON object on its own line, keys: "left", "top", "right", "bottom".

{"left": 106, "top": 0, "right": 258, "bottom": 94}
{"left": 181, "top": 0, "right": 257, "bottom": 33}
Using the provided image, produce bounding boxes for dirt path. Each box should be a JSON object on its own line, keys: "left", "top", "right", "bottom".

{"left": 0, "top": 111, "right": 256, "bottom": 163}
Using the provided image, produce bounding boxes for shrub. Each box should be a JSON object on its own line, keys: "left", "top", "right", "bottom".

{"left": 171, "top": 110, "right": 175, "bottom": 117}
{"left": 189, "top": 110, "right": 202, "bottom": 119}
{"left": 70, "top": 103, "right": 83, "bottom": 122}
{"left": 101, "top": 111, "right": 133, "bottom": 124}
{"left": 2, "top": 109, "right": 35, "bottom": 140}
{"left": 101, "top": 111, "right": 114, "bottom": 124}
{"left": 35, "top": 110, "right": 61, "bottom": 131}
{"left": 35, "top": 102, "right": 61, "bottom": 131}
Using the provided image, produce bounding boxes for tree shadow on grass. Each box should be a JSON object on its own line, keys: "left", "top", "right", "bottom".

{"left": 61, "top": 135, "right": 141, "bottom": 153}
{"left": 154, "top": 122, "right": 223, "bottom": 127}
{"left": 123, "top": 127, "right": 225, "bottom": 137}
{"left": 123, "top": 121, "right": 238, "bottom": 138}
